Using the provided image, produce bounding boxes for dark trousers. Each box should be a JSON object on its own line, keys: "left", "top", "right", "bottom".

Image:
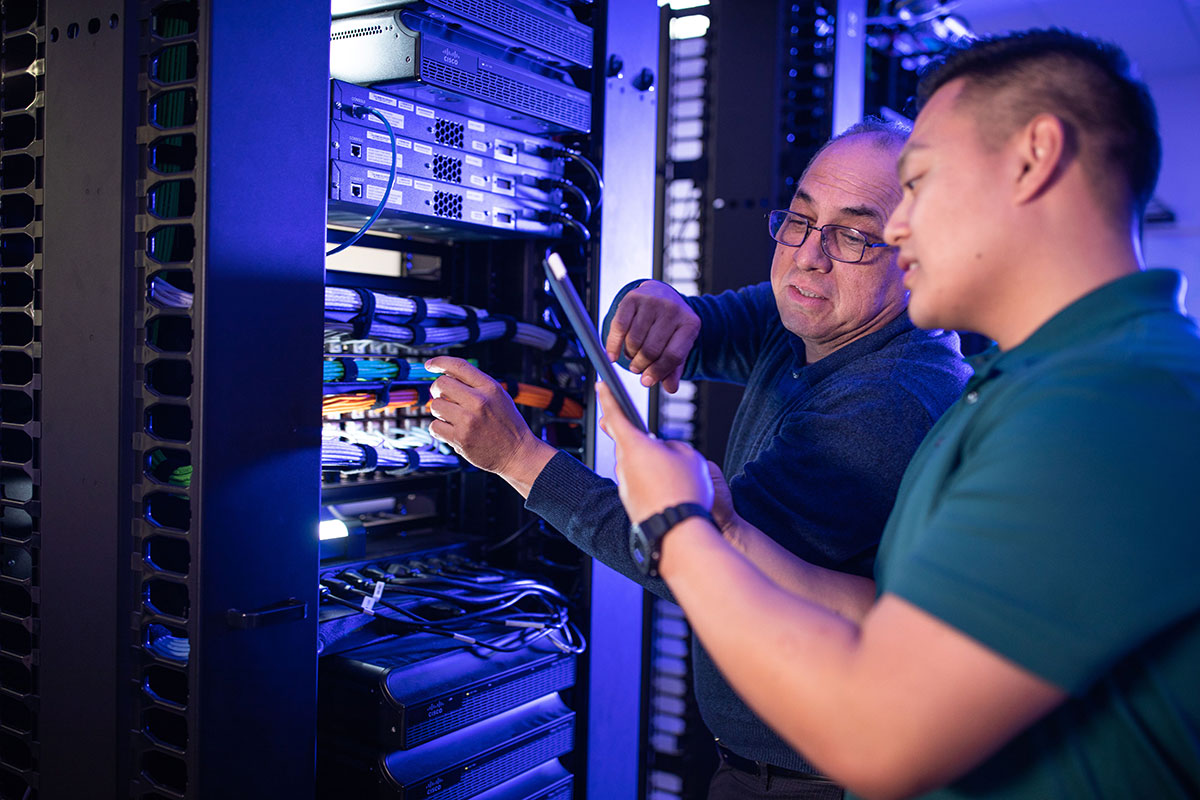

{"left": 707, "top": 760, "right": 845, "bottom": 800}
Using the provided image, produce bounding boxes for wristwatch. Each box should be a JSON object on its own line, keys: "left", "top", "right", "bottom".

{"left": 630, "top": 502, "right": 714, "bottom": 577}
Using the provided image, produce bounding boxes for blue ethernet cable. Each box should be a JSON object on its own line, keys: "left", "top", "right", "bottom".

{"left": 326, "top": 104, "right": 398, "bottom": 256}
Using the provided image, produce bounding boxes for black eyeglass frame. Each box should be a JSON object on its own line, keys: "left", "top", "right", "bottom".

{"left": 766, "top": 209, "right": 891, "bottom": 264}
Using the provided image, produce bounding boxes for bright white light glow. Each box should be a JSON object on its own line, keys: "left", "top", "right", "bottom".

{"left": 658, "top": 0, "right": 709, "bottom": 8}
{"left": 670, "top": 15, "right": 710, "bottom": 40}
{"left": 319, "top": 519, "right": 349, "bottom": 540}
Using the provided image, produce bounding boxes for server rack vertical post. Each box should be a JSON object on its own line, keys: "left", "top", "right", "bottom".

{"left": 38, "top": 1, "right": 136, "bottom": 796}
{"left": 587, "top": 1, "right": 660, "bottom": 798}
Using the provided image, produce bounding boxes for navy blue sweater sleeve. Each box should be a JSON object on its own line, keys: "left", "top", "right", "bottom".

{"left": 729, "top": 376, "right": 939, "bottom": 577}
{"left": 525, "top": 450, "right": 674, "bottom": 601}
{"left": 682, "top": 282, "right": 778, "bottom": 385}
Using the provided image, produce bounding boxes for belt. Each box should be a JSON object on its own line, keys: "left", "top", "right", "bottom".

{"left": 716, "top": 744, "right": 838, "bottom": 784}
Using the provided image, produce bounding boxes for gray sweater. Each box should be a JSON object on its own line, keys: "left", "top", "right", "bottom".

{"left": 527, "top": 281, "right": 971, "bottom": 772}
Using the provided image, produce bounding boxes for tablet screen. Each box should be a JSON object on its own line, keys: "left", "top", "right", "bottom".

{"left": 544, "top": 252, "right": 649, "bottom": 434}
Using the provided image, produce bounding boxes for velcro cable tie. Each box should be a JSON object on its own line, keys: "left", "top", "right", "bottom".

{"left": 549, "top": 332, "right": 571, "bottom": 359}
{"left": 393, "top": 359, "right": 410, "bottom": 381}
{"left": 337, "top": 357, "right": 359, "bottom": 382}
{"left": 404, "top": 324, "right": 428, "bottom": 346}
{"left": 369, "top": 380, "right": 394, "bottom": 411}
{"left": 408, "top": 295, "right": 428, "bottom": 324}
{"left": 388, "top": 448, "right": 422, "bottom": 475}
{"left": 462, "top": 306, "right": 481, "bottom": 345}
{"left": 546, "top": 390, "right": 567, "bottom": 417}
{"left": 350, "top": 288, "right": 377, "bottom": 340}
{"left": 348, "top": 443, "right": 378, "bottom": 474}
{"left": 489, "top": 314, "right": 517, "bottom": 343}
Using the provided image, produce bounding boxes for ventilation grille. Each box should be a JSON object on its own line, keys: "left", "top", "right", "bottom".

{"left": 435, "top": 0, "right": 592, "bottom": 66}
{"left": 431, "top": 154, "right": 463, "bottom": 183}
{"left": 432, "top": 190, "right": 463, "bottom": 219}
{"left": 331, "top": 24, "right": 385, "bottom": 41}
{"left": 433, "top": 118, "right": 465, "bottom": 148}
{"left": 420, "top": 59, "right": 588, "bottom": 131}
{"left": 131, "top": 2, "right": 200, "bottom": 796}
{"left": 0, "top": 8, "right": 43, "bottom": 798}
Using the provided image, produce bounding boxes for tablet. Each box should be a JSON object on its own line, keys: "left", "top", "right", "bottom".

{"left": 543, "top": 252, "right": 649, "bottom": 434}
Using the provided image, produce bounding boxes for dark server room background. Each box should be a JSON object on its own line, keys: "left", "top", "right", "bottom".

{"left": 0, "top": 1, "right": 1196, "bottom": 798}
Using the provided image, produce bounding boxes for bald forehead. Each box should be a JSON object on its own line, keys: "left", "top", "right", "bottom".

{"left": 793, "top": 134, "right": 903, "bottom": 225}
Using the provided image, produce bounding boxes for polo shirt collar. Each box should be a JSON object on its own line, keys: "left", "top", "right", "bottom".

{"left": 789, "top": 310, "right": 918, "bottom": 388}
{"left": 966, "top": 269, "right": 1184, "bottom": 386}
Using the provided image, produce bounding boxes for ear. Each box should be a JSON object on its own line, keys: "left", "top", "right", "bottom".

{"left": 1012, "top": 114, "right": 1067, "bottom": 205}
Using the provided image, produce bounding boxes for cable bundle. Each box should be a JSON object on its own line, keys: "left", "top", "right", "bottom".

{"left": 322, "top": 381, "right": 582, "bottom": 418}
{"left": 319, "top": 555, "right": 586, "bottom": 655}
{"left": 324, "top": 286, "right": 569, "bottom": 353}
{"left": 325, "top": 287, "right": 476, "bottom": 322}
{"left": 507, "top": 383, "right": 584, "bottom": 419}
{"left": 147, "top": 276, "right": 572, "bottom": 356}
{"left": 322, "top": 432, "right": 458, "bottom": 474}
{"left": 146, "top": 624, "right": 190, "bottom": 664}
{"left": 147, "top": 274, "right": 193, "bottom": 309}
{"left": 323, "top": 356, "right": 449, "bottom": 383}
{"left": 322, "top": 388, "right": 424, "bottom": 416}
{"left": 148, "top": 449, "right": 192, "bottom": 487}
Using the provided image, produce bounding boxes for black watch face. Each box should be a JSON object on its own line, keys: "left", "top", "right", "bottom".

{"left": 629, "top": 524, "right": 654, "bottom": 575}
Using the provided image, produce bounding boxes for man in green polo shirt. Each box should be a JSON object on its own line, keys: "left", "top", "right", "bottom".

{"left": 592, "top": 27, "right": 1200, "bottom": 799}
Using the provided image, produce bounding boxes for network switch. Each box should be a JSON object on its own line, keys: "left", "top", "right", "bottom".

{"left": 320, "top": 627, "right": 577, "bottom": 749}
{"left": 469, "top": 760, "right": 573, "bottom": 800}
{"left": 330, "top": 9, "right": 591, "bottom": 134}
{"left": 331, "top": 80, "right": 566, "bottom": 174}
{"left": 319, "top": 694, "right": 575, "bottom": 800}
{"left": 331, "top": 119, "right": 563, "bottom": 208}
{"left": 331, "top": 0, "right": 594, "bottom": 69}
{"left": 330, "top": 159, "right": 562, "bottom": 240}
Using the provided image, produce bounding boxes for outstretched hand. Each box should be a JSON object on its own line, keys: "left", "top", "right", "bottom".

{"left": 424, "top": 356, "right": 547, "bottom": 479}
{"left": 596, "top": 381, "right": 713, "bottom": 524}
{"left": 603, "top": 280, "right": 700, "bottom": 393}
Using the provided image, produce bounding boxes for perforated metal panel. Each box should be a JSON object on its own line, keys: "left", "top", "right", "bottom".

{"left": 132, "top": 2, "right": 201, "bottom": 795}
{"left": 419, "top": 58, "right": 590, "bottom": 132}
{"left": 0, "top": 3, "right": 43, "bottom": 797}
{"left": 434, "top": 0, "right": 592, "bottom": 67}
{"left": 431, "top": 154, "right": 463, "bottom": 183}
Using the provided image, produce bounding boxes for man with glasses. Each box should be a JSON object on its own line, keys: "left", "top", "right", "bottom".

{"left": 424, "top": 119, "right": 970, "bottom": 799}
{"left": 593, "top": 27, "right": 1200, "bottom": 799}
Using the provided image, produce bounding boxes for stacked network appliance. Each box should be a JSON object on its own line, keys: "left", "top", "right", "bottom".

{"left": 317, "top": 2, "right": 597, "bottom": 798}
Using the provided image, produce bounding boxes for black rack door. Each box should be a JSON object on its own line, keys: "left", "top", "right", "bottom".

{"left": 32, "top": 2, "right": 329, "bottom": 798}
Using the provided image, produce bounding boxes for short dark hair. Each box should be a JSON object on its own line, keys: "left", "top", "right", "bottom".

{"left": 916, "top": 28, "right": 1161, "bottom": 219}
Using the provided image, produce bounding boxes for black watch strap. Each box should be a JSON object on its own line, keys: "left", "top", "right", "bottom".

{"left": 630, "top": 502, "right": 714, "bottom": 577}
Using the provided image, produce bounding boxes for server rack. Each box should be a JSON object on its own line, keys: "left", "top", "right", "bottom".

{"left": 645, "top": 3, "right": 837, "bottom": 798}
{"left": 1, "top": 1, "right": 660, "bottom": 798}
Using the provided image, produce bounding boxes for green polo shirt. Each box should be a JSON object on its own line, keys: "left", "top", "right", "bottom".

{"left": 871, "top": 270, "right": 1200, "bottom": 799}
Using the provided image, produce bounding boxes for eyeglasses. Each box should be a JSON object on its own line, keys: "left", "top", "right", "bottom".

{"left": 767, "top": 209, "right": 890, "bottom": 264}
